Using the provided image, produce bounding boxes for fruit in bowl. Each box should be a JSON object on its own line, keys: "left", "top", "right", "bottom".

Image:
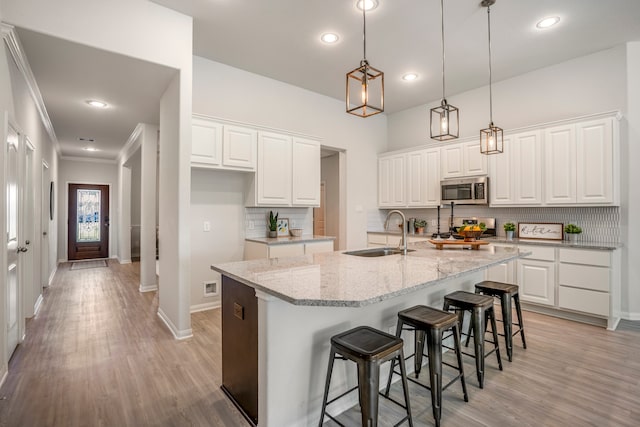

{"left": 457, "top": 224, "right": 485, "bottom": 242}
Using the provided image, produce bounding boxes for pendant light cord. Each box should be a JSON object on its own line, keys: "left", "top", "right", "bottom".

{"left": 440, "top": 0, "right": 446, "bottom": 102}
{"left": 487, "top": 4, "right": 493, "bottom": 124}
{"left": 362, "top": 3, "right": 367, "bottom": 63}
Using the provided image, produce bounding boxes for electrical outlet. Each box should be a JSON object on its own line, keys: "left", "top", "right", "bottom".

{"left": 248, "top": 220, "right": 255, "bottom": 230}
{"left": 203, "top": 221, "right": 211, "bottom": 232}
{"left": 431, "top": 219, "right": 437, "bottom": 227}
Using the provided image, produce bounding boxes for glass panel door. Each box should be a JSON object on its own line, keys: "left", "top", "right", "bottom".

{"left": 76, "top": 189, "right": 101, "bottom": 242}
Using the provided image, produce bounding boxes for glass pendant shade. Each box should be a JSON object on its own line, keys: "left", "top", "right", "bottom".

{"left": 430, "top": 99, "right": 459, "bottom": 140}
{"left": 480, "top": 123, "right": 504, "bottom": 154}
{"left": 346, "top": 60, "right": 384, "bottom": 117}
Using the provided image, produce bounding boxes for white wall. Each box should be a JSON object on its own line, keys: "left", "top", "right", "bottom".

{"left": 57, "top": 158, "right": 118, "bottom": 261}
{"left": 190, "top": 169, "right": 246, "bottom": 310}
{"left": 193, "top": 56, "right": 387, "bottom": 251}
{"left": 388, "top": 46, "right": 627, "bottom": 148}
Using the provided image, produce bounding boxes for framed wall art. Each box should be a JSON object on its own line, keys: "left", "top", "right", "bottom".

{"left": 518, "top": 222, "right": 563, "bottom": 241}
{"left": 276, "top": 218, "right": 289, "bottom": 237}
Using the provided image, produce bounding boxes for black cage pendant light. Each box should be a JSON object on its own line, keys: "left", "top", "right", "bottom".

{"left": 430, "top": 0, "right": 459, "bottom": 140}
{"left": 480, "top": 0, "right": 503, "bottom": 154}
{"left": 346, "top": 2, "right": 384, "bottom": 117}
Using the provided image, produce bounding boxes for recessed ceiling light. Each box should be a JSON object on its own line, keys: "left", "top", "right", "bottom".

{"left": 356, "top": 0, "right": 378, "bottom": 11}
{"left": 83, "top": 147, "right": 99, "bottom": 152}
{"left": 402, "top": 73, "right": 418, "bottom": 81}
{"left": 536, "top": 16, "right": 560, "bottom": 29}
{"left": 320, "top": 33, "right": 339, "bottom": 44}
{"left": 86, "top": 100, "right": 108, "bottom": 108}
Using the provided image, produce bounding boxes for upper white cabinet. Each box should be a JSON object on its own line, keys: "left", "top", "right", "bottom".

{"left": 441, "top": 140, "right": 487, "bottom": 179}
{"left": 292, "top": 137, "right": 321, "bottom": 206}
{"left": 191, "top": 116, "right": 257, "bottom": 171}
{"left": 544, "top": 117, "right": 616, "bottom": 205}
{"left": 378, "top": 148, "right": 440, "bottom": 208}
{"left": 247, "top": 132, "right": 321, "bottom": 207}
{"left": 489, "top": 130, "right": 543, "bottom": 206}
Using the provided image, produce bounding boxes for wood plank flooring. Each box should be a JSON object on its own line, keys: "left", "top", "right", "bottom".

{"left": 1, "top": 260, "right": 639, "bottom": 426}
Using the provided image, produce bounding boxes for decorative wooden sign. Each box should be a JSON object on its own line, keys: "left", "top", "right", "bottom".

{"left": 518, "top": 222, "right": 564, "bottom": 241}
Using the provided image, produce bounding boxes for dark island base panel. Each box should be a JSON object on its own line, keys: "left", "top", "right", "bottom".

{"left": 222, "top": 276, "right": 258, "bottom": 426}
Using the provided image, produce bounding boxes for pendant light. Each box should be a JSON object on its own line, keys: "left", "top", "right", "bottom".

{"left": 346, "top": 1, "right": 384, "bottom": 117}
{"left": 430, "top": 0, "right": 459, "bottom": 140}
{"left": 479, "top": 0, "right": 503, "bottom": 154}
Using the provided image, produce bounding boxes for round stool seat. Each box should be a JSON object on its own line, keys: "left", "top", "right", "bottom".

{"left": 444, "top": 290, "right": 494, "bottom": 309}
{"left": 331, "top": 326, "right": 403, "bottom": 361}
{"left": 475, "top": 280, "right": 519, "bottom": 296}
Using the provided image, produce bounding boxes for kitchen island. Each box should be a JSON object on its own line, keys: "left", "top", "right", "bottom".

{"left": 211, "top": 242, "right": 528, "bottom": 427}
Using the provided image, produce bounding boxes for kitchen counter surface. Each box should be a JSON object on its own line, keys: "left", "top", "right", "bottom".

{"left": 245, "top": 234, "right": 335, "bottom": 245}
{"left": 212, "top": 242, "right": 528, "bottom": 307}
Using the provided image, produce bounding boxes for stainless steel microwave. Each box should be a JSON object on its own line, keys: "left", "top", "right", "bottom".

{"left": 440, "top": 177, "right": 488, "bottom": 205}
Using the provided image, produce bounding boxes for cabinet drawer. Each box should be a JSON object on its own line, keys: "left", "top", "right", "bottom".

{"left": 559, "top": 263, "right": 610, "bottom": 292}
{"left": 558, "top": 286, "right": 609, "bottom": 317}
{"left": 368, "top": 234, "right": 387, "bottom": 245}
{"left": 268, "top": 244, "right": 305, "bottom": 258}
{"left": 521, "top": 245, "right": 555, "bottom": 261}
{"left": 559, "top": 248, "right": 610, "bottom": 267}
{"left": 305, "top": 241, "right": 334, "bottom": 254}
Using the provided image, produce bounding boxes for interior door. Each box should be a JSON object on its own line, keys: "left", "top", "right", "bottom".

{"left": 23, "top": 139, "right": 35, "bottom": 315}
{"left": 41, "top": 162, "right": 50, "bottom": 287}
{"left": 68, "top": 184, "right": 109, "bottom": 260}
{"left": 6, "top": 122, "right": 21, "bottom": 358}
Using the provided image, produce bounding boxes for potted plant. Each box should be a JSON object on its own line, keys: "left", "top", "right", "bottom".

{"left": 414, "top": 219, "right": 427, "bottom": 234}
{"left": 504, "top": 222, "right": 516, "bottom": 241}
{"left": 564, "top": 223, "right": 582, "bottom": 243}
{"left": 268, "top": 210, "right": 278, "bottom": 238}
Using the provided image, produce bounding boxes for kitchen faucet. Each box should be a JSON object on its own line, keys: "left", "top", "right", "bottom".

{"left": 384, "top": 210, "right": 407, "bottom": 255}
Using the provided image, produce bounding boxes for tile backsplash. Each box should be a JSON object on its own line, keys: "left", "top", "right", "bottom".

{"left": 245, "top": 207, "right": 313, "bottom": 238}
{"left": 369, "top": 206, "right": 620, "bottom": 243}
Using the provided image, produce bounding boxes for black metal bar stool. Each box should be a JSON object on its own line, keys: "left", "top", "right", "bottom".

{"left": 472, "top": 281, "right": 527, "bottom": 362}
{"left": 319, "top": 326, "right": 413, "bottom": 427}
{"left": 443, "top": 290, "right": 503, "bottom": 389}
{"left": 384, "top": 306, "right": 468, "bottom": 427}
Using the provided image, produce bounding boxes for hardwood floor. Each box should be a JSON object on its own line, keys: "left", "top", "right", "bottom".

{"left": 1, "top": 261, "right": 639, "bottom": 426}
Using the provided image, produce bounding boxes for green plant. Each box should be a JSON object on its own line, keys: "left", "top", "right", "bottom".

{"left": 268, "top": 210, "right": 278, "bottom": 232}
{"left": 564, "top": 223, "right": 582, "bottom": 234}
{"left": 503, "top": 222, "right": 516, "bottom": 232}
{"left": 414, "top": 219, "right": 427, "bottom": 228}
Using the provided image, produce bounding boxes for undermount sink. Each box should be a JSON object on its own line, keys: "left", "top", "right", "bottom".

{"left": 344, "top": 247, "right": 416, "bottom": 257}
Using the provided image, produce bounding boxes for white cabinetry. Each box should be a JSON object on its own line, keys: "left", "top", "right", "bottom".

{"left": 485, "top": 243, "right": 516, "bottom": 284}
{"left": 441, "top": 140, "right": 487, "bottom": 179}
{"left": 378, "top": 148, "right": 440, "bottom": 208}
{"left": 544, "top": 117, "right": 616, "bottom": 205}
{"left": 191, "top": 116, "right": 257, "bottom": 171}
{"left": 244, "top": 239, "right": 334, "bottom": 260}
{"left": 517, "top": 246, "right": 556, "bottom": 306}
{"left": 558, "top": 248, "right": 611, "bottom": 317}
{"left": 489, "top": 131, "right": 542, "bottom": 206}
{"left": 247, "top": 133, "right": 321, "bottom": 207}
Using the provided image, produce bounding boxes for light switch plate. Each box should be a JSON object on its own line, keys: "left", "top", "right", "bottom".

{"left": 203, "top": 221, "right": 211, "bottom": 232}
{"left": 248, "top": 220, "right": 255, "bottom": 230}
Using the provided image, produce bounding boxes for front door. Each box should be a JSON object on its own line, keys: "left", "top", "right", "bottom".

{"left": 6, "top": 121, "right": 21, "bottom": 358}
{"left": 68, "top": 184, "right": 109, "bottom": 260}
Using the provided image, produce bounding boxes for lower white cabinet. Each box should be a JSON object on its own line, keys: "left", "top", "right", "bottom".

{"left": 367, "top": 233, "right": 429, "bottom": 248}
{"left": 518, "top": 258, "right": 556, "bottom": 306}
{"left": 244, "top": 239, "right": 334, "bottom": 260}
{"left": 485, "top": 244, "right": 516, "bottom": 284}
{"left": 557, "top": 248, "right": 611, "bottom": 317}
{"left": 304, "top": 240, "right": 335, "bottom": 254}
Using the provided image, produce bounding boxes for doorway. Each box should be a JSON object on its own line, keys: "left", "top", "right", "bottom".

{"left": 68, "top": 184, "right": 110, "bottom": 260}
{"left": 315, "top": 147, "right": 346, "bottom": 250}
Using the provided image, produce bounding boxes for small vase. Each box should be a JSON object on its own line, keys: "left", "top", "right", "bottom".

{"left": 506, "top": 230, "right": 514, "bottom": 241}
{"left": 268, "top": 230, "right": 277, "bottom": 238}
{"left": 415, "top": 227, "right": 425, "bottom": 235}
{"left": 567, "top": 233, "right": 578, "bottom": 243}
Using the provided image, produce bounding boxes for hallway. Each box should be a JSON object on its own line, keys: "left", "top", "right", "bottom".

{"left": 0, "top": 261, "right": 245, "bottom": 426}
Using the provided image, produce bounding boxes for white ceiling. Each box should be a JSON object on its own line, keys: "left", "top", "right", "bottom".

{"left": 16, "top": 28, "right": 177, "bottom": 160}
{"left": 151, "top": 0, "right": 640, "bottom": 114}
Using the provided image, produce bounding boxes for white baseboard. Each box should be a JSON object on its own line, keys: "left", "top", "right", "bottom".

{"left": 0, "top": 369, "right": 7, "bottom": 390}
{"left": 621, "top": 311, "right": 640, "bottom": 321}
{"left": 139, "top": 283, "right": 158, "bottom": 293}
{"left": 47, "top": 264, "right": 58, "bottom": 287}
{"left": 190, "top": 301, "right": 220, "bottom": 313}
{"left": 157, "top": 308, "right": 193, "bottom": 340}
{"left": 118, "top": 257, "right": 132, "bottom": 264}
{"left": 33, "top": 294, "right": 44, "bottom": 316}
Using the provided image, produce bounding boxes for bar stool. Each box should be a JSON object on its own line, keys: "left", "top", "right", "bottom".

{"left": 384, "top": 306, "right": 468, "bottom": 427}
{"left": 318, "top": 326, "right": 413, "bottom": 427}
{"left": 443, "top": 291, "right": 503, "bottom": 389}
{"left": 472, "top": 281, "right": 527, "bottom": 362}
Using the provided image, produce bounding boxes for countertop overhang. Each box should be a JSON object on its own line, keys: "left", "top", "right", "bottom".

{"left": 245, "top": 235, "right": 335, "bottom": 245}
{"left": 212, "top": 242, "right": 530, "bottom": 307}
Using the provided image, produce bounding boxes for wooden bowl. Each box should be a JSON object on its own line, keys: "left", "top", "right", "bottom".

{"left": 289, "top": 228, "right": 303, "bottom": 237}
{"left": 458, "top": 229, "right": 484, "bottom": 242}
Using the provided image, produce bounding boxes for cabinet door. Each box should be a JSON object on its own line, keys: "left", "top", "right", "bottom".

{"left": 576, "top": 118, "right": 613, "bottom": 204}
{"left": 305, "top": 240, "right": 334, "bottom": 254}
{"left": 378, "top": 154, "right": 405, "bottom": 207}
{"left": 518, "top": 259, "right": 555, "bottom": 306}
{"left": 258, "top": 132, "right": 292, "bottom": 206}
{"left": 463, "top": 140, "right": 488, "bottom": 176}
{"left": 192, "top": 118, "right": 222, "bottom": 166}
{"left": 513, "top": 131, "right": 542, "bottom": 204}
{"left": 440, "top": 144, "right": 463, "bottom": 179}
{"left": 223, "top": 125, "right": 257, "bottom": 170}
{"left": 292, "top": 138, "right": 320, "bottom": 206}
{"left": 485, "top": 260, "right": 516, "bottom": 285}
{"left": 544, "top": 125, "right": 576, "bottom": 204}
{"left": 489, "top": 135, "right": 513, "bottom": 205}
{"left": 424, "top": 148, "right": 441, "bottom": 206}
{"left": 406, "top": 150, "right": 427, "bottom": 207}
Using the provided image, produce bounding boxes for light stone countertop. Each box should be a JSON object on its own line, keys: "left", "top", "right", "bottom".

{"left": 245, "top": 235, "right": 335, "bottom": 245}
{"left": 212, "top": 242, "right": 530, "bottom": 307}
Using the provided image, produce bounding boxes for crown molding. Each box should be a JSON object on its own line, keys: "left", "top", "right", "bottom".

{"left": 1, "top": 22, "right": 61, "bottom": 155}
